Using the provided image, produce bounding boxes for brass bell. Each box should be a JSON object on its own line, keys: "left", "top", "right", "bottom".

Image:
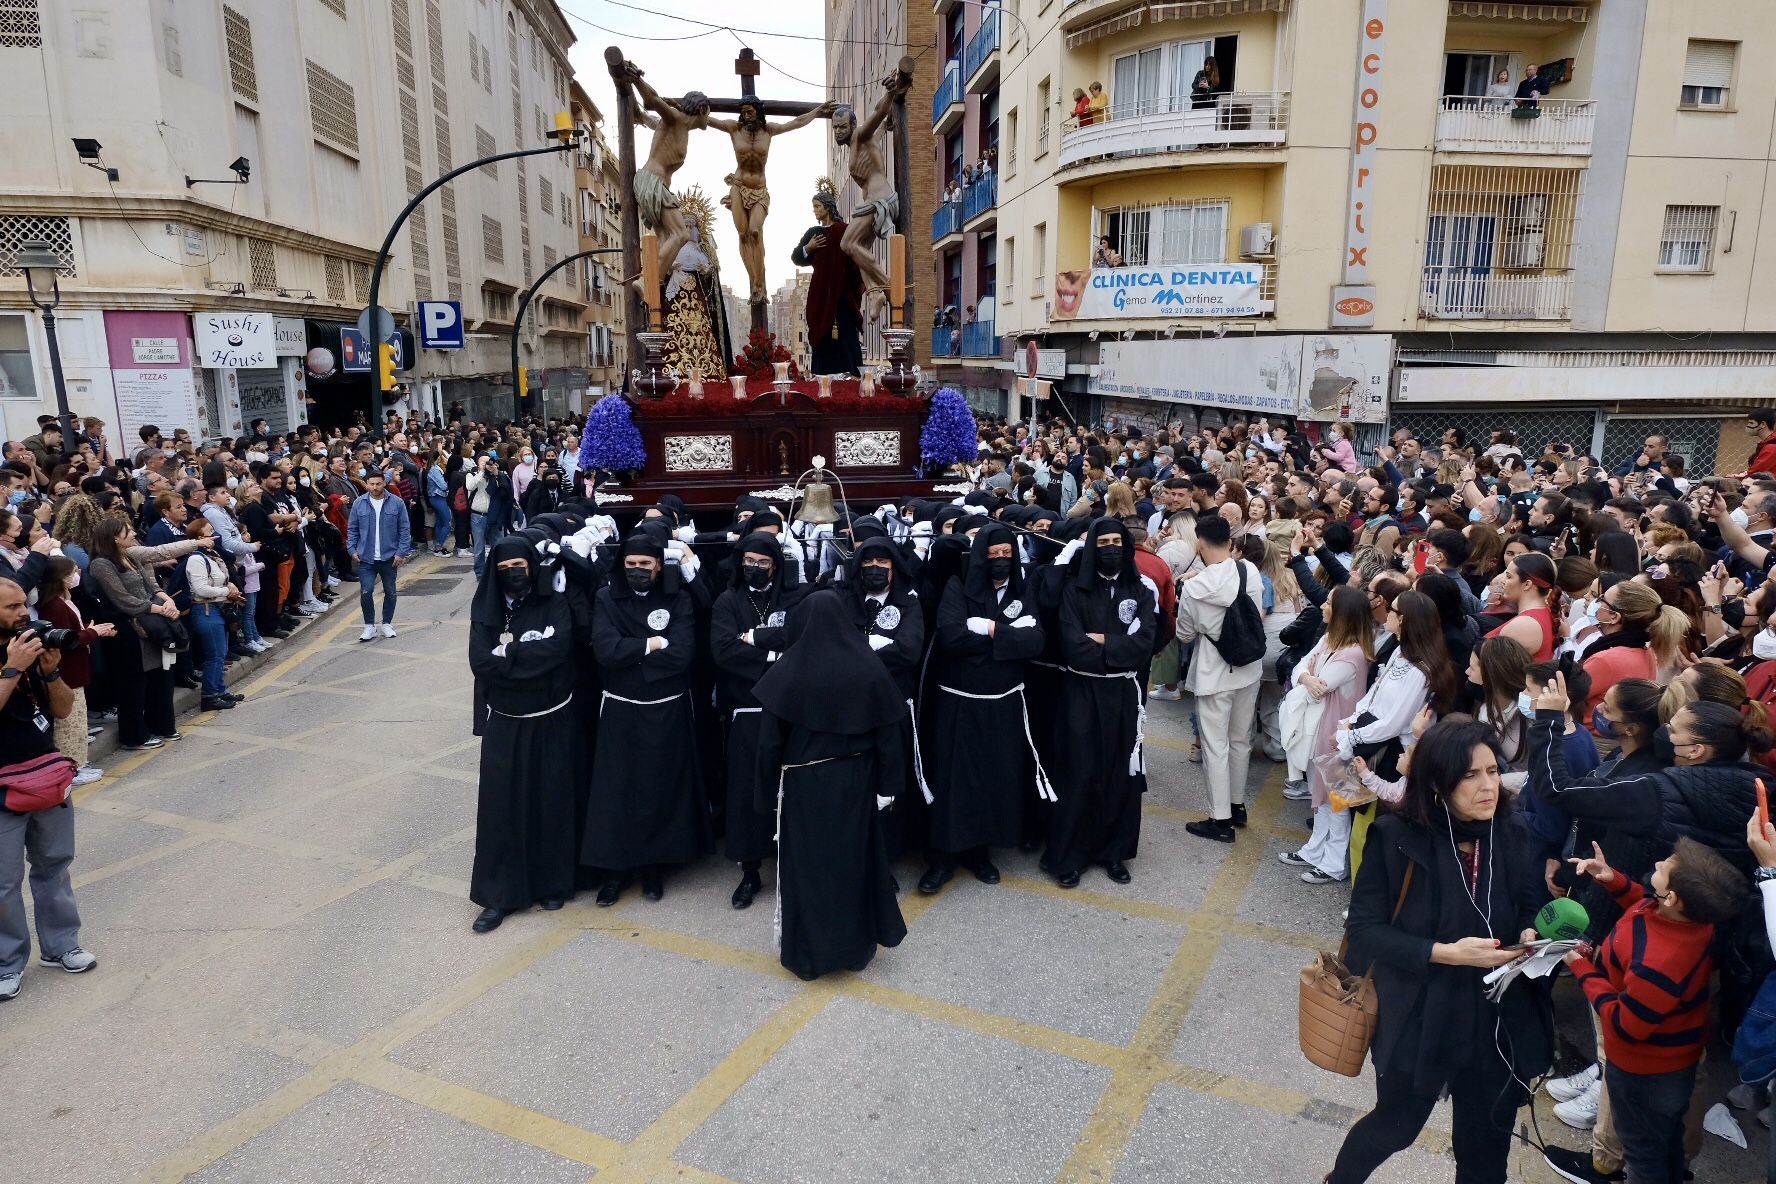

{"left": 797, "top": 481, "right": 838, "bottom": 525}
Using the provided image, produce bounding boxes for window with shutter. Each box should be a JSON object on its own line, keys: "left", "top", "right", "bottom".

{"left": 1681, "top": 40, "right": 1735, "bottom": 108}
{"left": 1658, "top": 205, "right": 1717, "bottom": 272}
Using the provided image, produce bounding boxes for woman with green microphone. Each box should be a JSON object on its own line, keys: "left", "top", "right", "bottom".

{"left": 1324, "top": 717, "right": 1551, "bottom": 1184}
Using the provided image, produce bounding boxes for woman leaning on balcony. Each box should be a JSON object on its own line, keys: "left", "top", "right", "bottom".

{"left": 1485, "top": 69, "right": 1514, "bottom": 110}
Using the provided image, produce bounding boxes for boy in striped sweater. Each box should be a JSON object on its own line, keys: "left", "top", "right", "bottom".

{"left": 1564, "top": 837, "right": 1747, "bottom": 1184}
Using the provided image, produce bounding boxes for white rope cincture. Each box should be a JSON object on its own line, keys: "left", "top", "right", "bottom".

{"left": 1063, "top": 667, "right": 1146, "bottom": 776}
{"left": 491, "top": 692, "right": 574, "bottom": 720}
{"left": 772, "top": 752, "right": 852, "bottom": 955}
{"left": 598, "top": 689, "right": 685, "bottom": 718}
{"left": 907, "top": 696, "right": 933, "bottom": 804}
{"left": 935, "top": 682, "right": 1057, "bottom": 802}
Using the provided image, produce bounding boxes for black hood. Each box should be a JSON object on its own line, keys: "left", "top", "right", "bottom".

{"left": 1075, "top": 517, "right": 1142, "bottom": 590}
{"left": 752, "top": 589, "right": 906, "bottom": 735}
{"left": 962, "top": 522, "right": 1026, "bottom": 603}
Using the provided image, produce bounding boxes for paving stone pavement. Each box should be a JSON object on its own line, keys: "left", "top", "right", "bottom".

{"left": 0, "top": 556, "right": 1764, "bottom": 1182}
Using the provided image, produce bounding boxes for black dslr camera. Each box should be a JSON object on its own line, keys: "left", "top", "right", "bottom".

{"left": 20, "top": 619, "right": 79, "bottom": 650}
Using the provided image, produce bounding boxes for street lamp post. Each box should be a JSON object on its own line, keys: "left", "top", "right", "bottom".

{"left": 365, "top": 120, "right": 582, "bottom": 437}
{"left": 510, "top": 247, "right": 623, "bottom": 424}
{"left": 13, "top": 240, "right": 73, "bottom": 436}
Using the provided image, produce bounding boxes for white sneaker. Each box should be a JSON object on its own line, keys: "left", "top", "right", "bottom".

{"left": 1546, "top": 1062, "right": 1601, "bottom": 1103}
{"left": 1553, "top": 1077, "right": 1601, "bottom": 1129}
{"left": 325, "top": 575, "right": 341, "bottom": 588}
{"left": 244, "top": 640, "right": 268, "bottom": 654}
{"left": 301, "top": 599, "right": 329, "bottom": 614}
{"left": 456, "top": 548, "right": 473, "bottom": 558}
{"left": 379, "top": 624, "right": 397, "bottom": 639}
{"left": 71, "top": 766, "right": 102, "bottom": 787}
{"left": 40, "top": 947, "right": 97, "bottom": 973}
{"left": 0, "top": 971, "right": 17, "bottom": 1001}
{"left": 1277, "top": 850, "right": 1312, "bottom": 868}
{"left": 1147, "top": 685, "right": 1182, "bottom": 701}
{"left": 1282, "top": 779, "right": 1311, "bottom": 800}
{"left": 85, "top": 724, "right": 104, "bottom": 739}
{"left": 253, "top": 638, "right": 276, "bottom": 650}
{"left": 359, "top": 625, "right": 377, "bottom": 643}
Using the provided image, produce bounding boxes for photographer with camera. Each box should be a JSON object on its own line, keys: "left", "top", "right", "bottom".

{"left": 0, "top": 573, "right": 92, "bottom": 1002}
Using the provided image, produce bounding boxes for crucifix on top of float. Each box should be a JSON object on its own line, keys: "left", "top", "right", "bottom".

{"left": 606, "top": 45, "right": 914, "bottom": 368}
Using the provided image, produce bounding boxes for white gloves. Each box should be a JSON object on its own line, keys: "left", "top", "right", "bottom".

{"left": 1011, "top": 616, "right": 1037, "bottom": 630}
{"left": 674, "top": 524, "right": 697, "bottom": 543}
{"left": 646, "top": 636, "right": 670, "bottom": 654}
{"left": 867, "top": 634, "right": 892, "bottom": 651}
{"left": 875, "top": 794, "right": 894, "bottom": 811}
{"left": 740, "top": 629, "right": 755, "bottom": 646}
{"left": 966, "top": 616, "right": 993, "bottom": 636}
{"left": 1055, "top": 538, "right": 1084, "bottom": 566}
{"left": 491, "top": 643, "right": 508, "bottom": 658}
{"left": 666, "top": 540, "right": 700, "bottom": 582}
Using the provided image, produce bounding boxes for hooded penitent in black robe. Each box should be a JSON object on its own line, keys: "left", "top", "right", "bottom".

{"left": 834, "top": 535, "right": 928, "bottom": 855}
{"left": 710, "top": 535, "right": 802, "bottom": 865}
{"left": 754, "top": 590, "right": 908, "bottom": 980}
{"left": 1045, "top": 519, "right": 1157, "bottom": 878}
{"left": 468, "top": 535, "right": 583, "bottom": 911}
{"left": 924, "top": 524, "right": 1052, "bottom": 855}
{"left": 581, "top": 533, "right": 709, "bottom": 871}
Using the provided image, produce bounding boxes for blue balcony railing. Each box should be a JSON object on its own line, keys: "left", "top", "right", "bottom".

{"left": 932, "top": 200, "right": 962, "bottom": 239}
{"left": 964, "top": 7, "right": 1000, "bottom": 82}
{"left": 931, "top": 327, "right": 960, "bottom": 357}
{"left": 962, "top": 174, "right": 996, "bottom": 222}
{"left": 932, "top": 58, "right": 962, "bottom": 124}
{"left": 962, "top": 319, "right": 999, "bottom": 357}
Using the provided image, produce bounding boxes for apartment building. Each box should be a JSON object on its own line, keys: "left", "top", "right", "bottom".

{"left": 571, "top": 82, "right": 625, "bottom": 402}
{"left": 0, "top": 0, "right": 588, "bottom": 442}
{"left": 826, "top": 0, "right": 940, "bottom": 365}
{"left": 964, "top": 0, "right": 1776, "bottom": 469}
{"left": 770, "top": 273, "right": 814, "bottom": 375}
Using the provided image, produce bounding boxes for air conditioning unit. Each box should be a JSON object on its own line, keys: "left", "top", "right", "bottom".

{"left": 1239, "top": 223, "right": 1276, "bottom": 259}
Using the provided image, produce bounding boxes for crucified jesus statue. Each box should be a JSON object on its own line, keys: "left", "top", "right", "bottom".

{"left": 618, "top": 59, "right": 710, "bottom": 294}
{"left": 705, "top": 98, "right": 836, "bottom": 307}
{"left": 834, "top": 65, "right": 913, "bottom": 327}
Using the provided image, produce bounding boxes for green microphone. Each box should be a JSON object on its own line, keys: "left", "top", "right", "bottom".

{"left": 1536, "top": 896, "right": 1590, "bottom": 941}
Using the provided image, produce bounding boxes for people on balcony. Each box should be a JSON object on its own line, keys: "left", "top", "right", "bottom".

{"left": 1486, "top": 68, "right": 1514, "bottom": 110}
{"left": 1191, "top": 58, "right": 1221, "bottom": 110}
{"left": 1087, "top": 82, "right": 1108, "bottom": 125}
{"left": 1094, "top": 237, "right": 1124, "bottom": 269}
{"left": 1515, "top": 63, "right": 1550, "bottom": 109}
{"left": 1073, "top": 87, "right": 1092, "bottom": 128}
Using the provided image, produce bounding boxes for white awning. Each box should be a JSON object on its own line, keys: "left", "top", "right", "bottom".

{"left": 1396, "top": 365, "right": 1769, "bottom": 405}
{"left": 1448, "top": 2, "right": 1589, "bottom": 23}
{"left": 1066, "top": 0, "right": 1286, "bottom": 49}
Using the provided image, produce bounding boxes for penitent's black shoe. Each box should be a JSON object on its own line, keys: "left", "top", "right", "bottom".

{"left": 1185, "top": 818, "right": 1237, "bottom": 844}
{"left": 731, "top": 870, "right": 762, "bottom": 910}
{"left": 471, "top": 907, "right": 507, "bottom": 933}
{"left": 968, "top": 858, "right": 1001, "bottom": 886}
{"left": 595, "top": 879, "right": 624, "bottom": 907}
{"left": 1056, "top": 870, "right": 1082, "bottom": 889}
{"left": 917, "top": 864, "right": 954, "bottom": 895}
{"left": 1102, "top": 860, "right": 1132, "bottom": 884}
{"left": 640, "top": 873, "right": 664, "bottom": 902}
{"left": 539, "top": 898, "right": 565, "bottom": 911}
{"left": 1229, "top": 803, "right": 1249, "bottom": 828}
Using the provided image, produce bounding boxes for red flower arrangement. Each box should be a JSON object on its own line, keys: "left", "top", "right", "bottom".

{"left": 730, "top": 327, "right": 801, "bottom": 382}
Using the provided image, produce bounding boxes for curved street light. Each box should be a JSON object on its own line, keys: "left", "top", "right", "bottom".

{"left": 510, "top": 247, "right": 624, "bottom": 423}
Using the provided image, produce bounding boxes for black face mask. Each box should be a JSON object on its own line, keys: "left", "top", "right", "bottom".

{"left": 1651, "top": 724, "right": 1677, "bottom": 766}
{"left": 1096, "top": 544, "right": 1123, "bottom": 575}
{"left": 498, "top": 568, "right": 531, "bottom": 598}
{"left": 860, "top": 566, "right": 891, "bottom": 593}
{"left": 986, "top": 557, "right": 1015, "bottom": 583}
{"left": 625, "top": 568, "right": 655, "bottom": 595}
{"left": 743, "top": 565, "right": 774, "bottom": 591}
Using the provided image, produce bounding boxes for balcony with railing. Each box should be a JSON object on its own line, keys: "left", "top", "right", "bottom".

{"left": 962, "top": 319, "right": 999, "bottom": 357}
{"left": 1435, "top": 97, "right": 1595, "bottom": 155}
{"left": 962, "top": 174, "right": 996, "bottom": 227}
{"left": 933, "top": 58, "right": 963, "bottom": 132}
{"left": 1059, "top": 92, "right": 1288, "bottom": 171}
{"left": 932, "top": 200, "right": 963, "bottom": 242}
{"left": 931, "top": 326, "right": 960, "bottom": 358}
{"left": 1419, "top": 271, "right": 1573, "bottom": 320}
{"left": 963, "top": 7, "right": 1001, "bottom": 93}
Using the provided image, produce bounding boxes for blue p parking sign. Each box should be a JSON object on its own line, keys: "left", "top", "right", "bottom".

{"left": 418, "top": 300, "right": 464, "bottom": 350}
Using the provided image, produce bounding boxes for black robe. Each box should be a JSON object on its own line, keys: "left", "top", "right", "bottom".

{"left": 581, "top": 583, "right": 709, "bottom": 869}
{"left": 710, "top": 583, "right": 800, "bottom": 863}
{"left": 468, "top": 591, "right": 581, "bottom": 910}
{"left": 1045, "top": 571, "right": 1157, "bottom": 876}
{"left": 924, "top": 575, "right": 1049, "bottom": 853}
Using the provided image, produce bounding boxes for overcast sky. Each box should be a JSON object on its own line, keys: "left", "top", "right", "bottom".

{"left": 561, "top": 1, "right": 832, "bottom": 303}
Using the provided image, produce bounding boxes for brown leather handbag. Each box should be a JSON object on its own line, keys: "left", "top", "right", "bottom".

{"left": 1298, "top": 863, "right": 1412, "bottom": 1077}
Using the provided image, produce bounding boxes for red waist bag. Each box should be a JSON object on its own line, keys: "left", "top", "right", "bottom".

{"left": 0, "top": 752, "right": 76, "bottom": 812}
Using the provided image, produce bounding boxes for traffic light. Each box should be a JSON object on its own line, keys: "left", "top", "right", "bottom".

{"left": 376, "top": 342, "right": 397, "bottom": 392}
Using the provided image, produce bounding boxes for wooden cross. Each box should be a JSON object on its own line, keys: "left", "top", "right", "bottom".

{"left": 735, "top": 49, "right": 760, "bottom": 103}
